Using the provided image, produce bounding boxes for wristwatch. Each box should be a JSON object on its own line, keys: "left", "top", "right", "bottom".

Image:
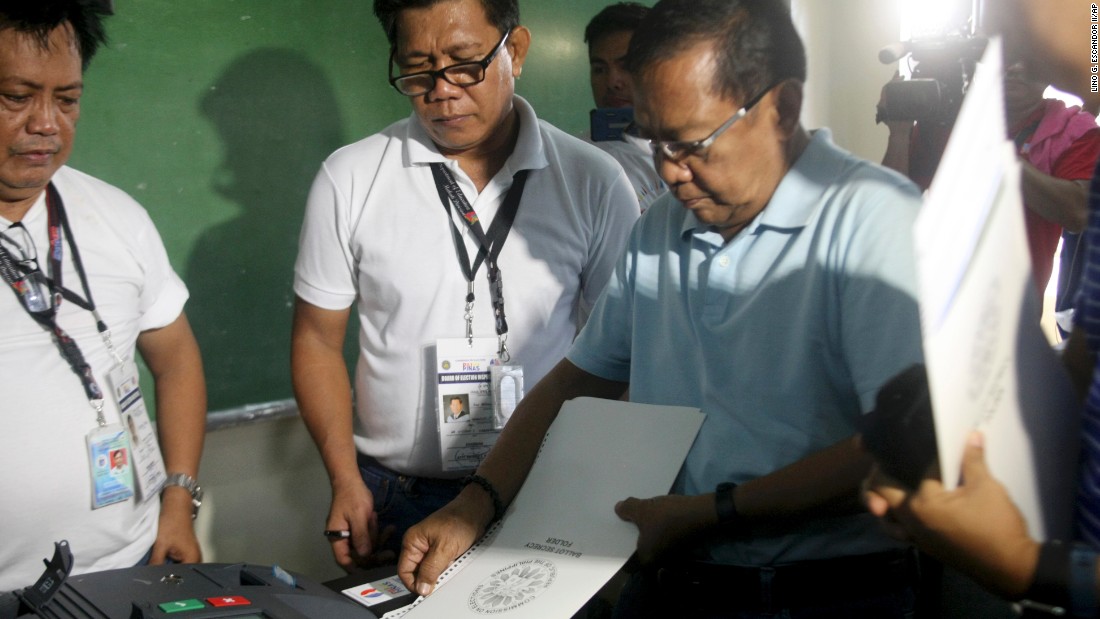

{"left": 715, "top": 482, "right": 741, "bottom": 527}
{"left": 164, "top": 472, "right": 203, "bottom": 520}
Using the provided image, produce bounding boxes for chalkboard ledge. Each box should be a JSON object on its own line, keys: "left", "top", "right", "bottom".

{"left": 206, "top": 399, "right": 299, "bottom": 432}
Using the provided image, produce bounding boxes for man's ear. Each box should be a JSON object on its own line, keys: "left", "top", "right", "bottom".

{"left": 508, "top": 26, "right": 532, "bottom": 78}
{"left": 773, "top": 79, "right": 804, "bottom": 138}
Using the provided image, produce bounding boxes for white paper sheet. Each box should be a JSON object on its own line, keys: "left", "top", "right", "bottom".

{"left": 398, "top": 397, "right": 704, "bottom": 618}
{"left": 916, "top": 37, "right": 1080, "bottom": 540}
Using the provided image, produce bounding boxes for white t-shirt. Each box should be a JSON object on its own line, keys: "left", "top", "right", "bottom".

{"left": 0, "top": 166, "right": 189, "bottom": 590}
{"left": 294, "top": 96, "right": 638, "bottom": 477}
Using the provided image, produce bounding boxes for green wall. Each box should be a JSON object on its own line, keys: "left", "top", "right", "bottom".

{"left": 69, "top": 0, "right": 635, "bottom": 414}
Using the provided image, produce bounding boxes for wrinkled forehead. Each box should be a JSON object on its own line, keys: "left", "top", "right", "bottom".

{"left": 634, "top": 44, "right": 725, "bottom": 109}
{"left": 0, "top": 21, "right": 80, "bottom": 64}
{"left": 393, "top": 0, "right": 494, "bottom": 50}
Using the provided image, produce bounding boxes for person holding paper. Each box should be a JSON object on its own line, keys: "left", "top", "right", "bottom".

{"left": 400, "top": 0, "right": 926, "bottom": 615}
{"left": 864, "top": 0, "right": 1100, "bottom": 615}
{"left": 0, "top": 1, "right": 206, "bottom": 590}
{"left": 291, "top": 0, "right": 638, "bottom": 571}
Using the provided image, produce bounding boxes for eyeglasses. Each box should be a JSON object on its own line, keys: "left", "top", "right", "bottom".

{"left": 388, "top": 30, "right": 511, "bottom": 97}
{"left": 0, "top": 223, "right": 49, "bottom": 313}
{"left": 648, "top": 81, "right": 781, "bottom": 163}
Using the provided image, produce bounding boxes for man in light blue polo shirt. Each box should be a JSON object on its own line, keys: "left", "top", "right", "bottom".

{"left": 399, "top": 0, "right": 924, "bottom": 615}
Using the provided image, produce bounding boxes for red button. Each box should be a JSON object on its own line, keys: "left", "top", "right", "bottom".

{"left": 206, "top": 595, "right": 251, "bottom": 607}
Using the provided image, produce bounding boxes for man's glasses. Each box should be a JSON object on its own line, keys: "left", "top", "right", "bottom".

{"left": 0, "top": 224, "right": 49, "bottom": 313}
{"left": 648, "top": 80, "right": 782, "bottom": 163}
{"left": 388, "top": 30, "right": 511, "bottom": 97}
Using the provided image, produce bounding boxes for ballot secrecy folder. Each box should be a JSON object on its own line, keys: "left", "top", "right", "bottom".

{"left": 390, "top": 397, "right": 704, "bottom": 619}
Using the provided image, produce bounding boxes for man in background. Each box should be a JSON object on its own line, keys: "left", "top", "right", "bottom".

{"left": 583, "top": 2, "right": 665, "bottom": 212}
{"left": 881, "top": 57, "right": 1099, "bottom": 320}
{"left": 0, "top": 0, "right": 206, "bottom": 590}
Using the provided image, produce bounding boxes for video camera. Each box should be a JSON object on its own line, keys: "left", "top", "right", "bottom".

{"left": 876, "top": 30, "right": 988, "bottom": 125}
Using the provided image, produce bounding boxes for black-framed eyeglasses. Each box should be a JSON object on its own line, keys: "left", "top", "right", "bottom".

{"left": 648, "top": 80, "right": 782, "bottom": 163}
{"left": 0, "top": 223, "right": 49, "bottom": 313}
{"left": 388, "top": 30, "right": 511, "bottom": 97}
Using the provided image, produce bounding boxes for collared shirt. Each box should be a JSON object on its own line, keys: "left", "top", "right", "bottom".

{"left": 0, "top": 166, "right": 188, "bottom": 590}
{"left": 569, "top": 129, "right": 924, "bottom": 564}
{"left": 294, "top": 96, "right": 639, "bottom": 477}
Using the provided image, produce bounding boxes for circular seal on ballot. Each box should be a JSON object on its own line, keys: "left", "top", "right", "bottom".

{"left": 468, "top": 559, "right": 556, "bottom": 614}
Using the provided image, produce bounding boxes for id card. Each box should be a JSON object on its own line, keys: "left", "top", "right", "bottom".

{"left": 87, "top": 424, "right": 135, "bottom": 509}
{"left": 436, "top": 338, "right": 500, "bottom": 472}
{"left": 108, "top": 361, "right": 167, "bottom": 503}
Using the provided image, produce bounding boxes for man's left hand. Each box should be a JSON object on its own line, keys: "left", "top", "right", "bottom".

{"left": 615, "top": 494, "right": 717, "bottom": 566}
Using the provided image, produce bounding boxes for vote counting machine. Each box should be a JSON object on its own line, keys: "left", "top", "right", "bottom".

{"left": 0, "top": 542, "right": 416, "bottom": 619}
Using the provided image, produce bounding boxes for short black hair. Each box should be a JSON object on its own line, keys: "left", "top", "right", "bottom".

{"left": 0, "top": 0, "right": 110, "bottom": 71}
{"left": 626, "top": 0, "right": 806, "bottom": 104}
{"left": 584, "top": 2, "right": 649, "bottom": 46}
{"left": 373, "top": 0, "right": 520, "bottom": 48}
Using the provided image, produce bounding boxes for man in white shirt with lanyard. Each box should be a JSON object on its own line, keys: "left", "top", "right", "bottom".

{"left": 292, "top": 0, "right": 637, "bottom": 570}
{"left": 0, "top": 1, "right": 206, "bottom": 591}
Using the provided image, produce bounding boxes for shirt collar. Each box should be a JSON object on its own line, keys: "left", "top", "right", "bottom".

{"left": 755, "top": 128, "right": 839, "bottom": 230}
{"left": 404, "top": 95, "right": 549, "bottom": 174}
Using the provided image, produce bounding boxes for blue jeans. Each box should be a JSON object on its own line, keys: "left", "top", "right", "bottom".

{"left": 357, "top": 453, "right": 465, "bottom": 558}
{"left": 612, "top": 554, "right": 918, "bottom": 619}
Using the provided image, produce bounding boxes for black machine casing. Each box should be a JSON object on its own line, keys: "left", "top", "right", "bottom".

{"left": 19, "top": 562, "right": 378, "bottom": 619}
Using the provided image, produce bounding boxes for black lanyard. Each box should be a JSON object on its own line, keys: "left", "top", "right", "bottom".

{"left": 0, "top": 183, "right": 109, "bottom": 416}
{"left": 430, "top": 163, "right": 529, "bottom": 357}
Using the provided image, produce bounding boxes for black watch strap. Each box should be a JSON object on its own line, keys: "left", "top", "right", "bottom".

{"left": 715, "top": 482, "right": 740, "bottom": 526}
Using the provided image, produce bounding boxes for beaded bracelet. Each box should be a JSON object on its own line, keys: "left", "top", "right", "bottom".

{"left": 464, "top": 474, "right": 505, "bottom": 525}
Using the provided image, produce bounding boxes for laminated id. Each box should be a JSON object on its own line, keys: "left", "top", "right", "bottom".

{"left": 109, "top": 361, "right": 167, "bottom": 503}
{"left": 437, "top": 337, "right": 500, "bottom": 472}
{"left": 87, "top": 423, "right": 135, "bottom": 509}
{"left": 490, "top": 364, "right": 524, "bottom": 430}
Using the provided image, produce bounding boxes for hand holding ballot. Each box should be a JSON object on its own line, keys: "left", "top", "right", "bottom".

{"left": 864, "top": 432, "right": 1040, "bottom": 599}
{"left": 397, "top": 483, "right": 497, "bottom": 597}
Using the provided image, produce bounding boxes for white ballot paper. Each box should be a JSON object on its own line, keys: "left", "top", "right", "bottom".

{"left": 396, "top": 397, "right": 704, "bottom": 618}
{"left": 915, "top": 37, "right": 1080, "bottom": 541}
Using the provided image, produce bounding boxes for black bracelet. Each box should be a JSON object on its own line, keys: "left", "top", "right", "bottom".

{"left": 464, "top": 474, "right": 505, "bottom": 525}
{"left": 715, "top": 482, "right": 741, "bottom": 527}
{"left": 1023, "top": 540, "right": 1071, "bottom": 610}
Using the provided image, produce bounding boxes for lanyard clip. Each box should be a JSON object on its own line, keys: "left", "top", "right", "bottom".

{"left": 464, "top": 281, "right": 475, "bottom": 347}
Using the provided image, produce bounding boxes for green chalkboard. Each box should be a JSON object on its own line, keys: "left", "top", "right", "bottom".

{"left": 68, "top": 0, "right": 646, "bottom": 414}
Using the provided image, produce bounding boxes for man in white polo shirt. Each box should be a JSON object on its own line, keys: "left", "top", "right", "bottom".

{"left": 0, "top": 1, "right": 205, "bottom": 591}
{"left": 291, "top": 0, "right": 637, "bottom": 570}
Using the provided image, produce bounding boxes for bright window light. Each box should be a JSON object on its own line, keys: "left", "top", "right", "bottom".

{"left": 898, "top": 0, "right": 969, "bottom": 41}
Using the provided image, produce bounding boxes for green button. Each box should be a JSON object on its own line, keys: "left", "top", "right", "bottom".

{"left": 159, "top": 599, "right": 205, "bottom": 613}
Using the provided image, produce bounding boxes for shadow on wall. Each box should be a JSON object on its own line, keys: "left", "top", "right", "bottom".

{"left": 187, "top": 48, "right": 345, "bottom": 412}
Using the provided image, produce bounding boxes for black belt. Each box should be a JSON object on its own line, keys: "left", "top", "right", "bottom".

{"left": 355, "top": 453, "right": 466, "bottom": 487}
{"left": 654, "top": 549, "right": 918, "bottom": 613}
